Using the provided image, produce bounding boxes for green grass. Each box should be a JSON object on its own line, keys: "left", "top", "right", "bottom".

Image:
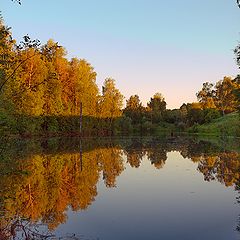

{"left": 189, "top": 112, "right": 240, "bottom": 137}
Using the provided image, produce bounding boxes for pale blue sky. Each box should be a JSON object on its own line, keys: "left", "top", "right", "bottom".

{"left": 1, "top": 0, "right": 240, "bottom": 108}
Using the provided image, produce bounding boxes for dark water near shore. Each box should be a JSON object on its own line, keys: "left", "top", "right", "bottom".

{"left": 0, "top": 136, "right": 240, "bottom": 240}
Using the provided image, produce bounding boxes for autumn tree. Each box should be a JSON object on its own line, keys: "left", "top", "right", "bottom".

{"left": 98, "top": 78, "right": 124, "bottom": 131}
{"left": 215, "top": 76, "right": 238, "bottom": 114}
{"left": 7, "top": 42, "right": 47, "bottom": 116}
{"left": 124, "top": 94, "right": 145, "bottom": 124}
{"left": 40, "top": 39, "right": 66, "bottom": 117}
{"left": 0, "top": 16, "right": 126, "bottom": 136}
{"left": 70, "top": 58, "right": 98, "bottom": 117}
{"left": 0, "top": 18, "right": 16, "bottom": 93}
{"left": 147, "top": 92, "right": 166, "bottom": 123}
{"left": 196, "top": 82, "right": 216, "bottom": 109}
{"left": 0, "top": 18, "right": 16, "bottom": 130}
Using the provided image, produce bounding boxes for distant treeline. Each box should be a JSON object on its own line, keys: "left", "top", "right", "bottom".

{"left": 0, "top": 17, "right": 240, "bottom": 137}
{"left": 123, "top": 76, "right": 240, "bottom": 135}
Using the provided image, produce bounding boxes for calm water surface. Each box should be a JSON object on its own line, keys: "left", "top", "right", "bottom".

{"left": 0, "top": 137, "right": 240, "bottom": 240}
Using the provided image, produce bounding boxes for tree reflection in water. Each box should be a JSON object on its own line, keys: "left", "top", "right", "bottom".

{"left": 0, "top": 138, "right": 123, "bottom": 239}
{"left": 0, "top": 136, "right": 240, "bottom": 239}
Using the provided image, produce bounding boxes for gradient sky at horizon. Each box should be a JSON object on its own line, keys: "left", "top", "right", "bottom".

{"left": 1, "top": 0, "right": 240, "bottom": 109}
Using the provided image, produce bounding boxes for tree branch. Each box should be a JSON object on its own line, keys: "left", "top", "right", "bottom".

{"left": 0, "top": 52, "right": 37, "bottom": 92}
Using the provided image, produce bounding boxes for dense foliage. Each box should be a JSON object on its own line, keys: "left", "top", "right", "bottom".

{"left": 0, "top": 18, "right": 124, "bottom": 136}
{"left": 122, "top": 76, "right": 240, "bottom": 135}
{"left": 0, "top": 16, "right": 239, "bottom": 137}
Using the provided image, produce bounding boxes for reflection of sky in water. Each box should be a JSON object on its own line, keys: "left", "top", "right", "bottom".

{"left": 56, "top": 151, "right": 239, "bottom": 240}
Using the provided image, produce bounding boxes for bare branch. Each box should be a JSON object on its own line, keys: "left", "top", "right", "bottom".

{"left": 11, "top": 0, "right": 21, "bottom": 5}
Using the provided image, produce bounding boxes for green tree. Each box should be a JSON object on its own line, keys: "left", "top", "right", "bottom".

{"left": 147, "top": 92, "right": 166, "bottom": 123}
{"left": 233, "top": 75, "right": 240, "bottom": 111}
{"left": 124, "top": 94, "right": 145, "bottom": 124}
{"left": 186, "top": 102, "right": 204, "bottom": 125}
{"left": 180, "top": 103, "right": 188, "bottom": 121}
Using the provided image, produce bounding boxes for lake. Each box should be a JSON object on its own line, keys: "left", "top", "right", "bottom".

{"left": 0, "top": 136, "right": 239, "bottom": 240}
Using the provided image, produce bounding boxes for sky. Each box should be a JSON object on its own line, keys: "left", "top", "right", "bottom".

{"left": 1, "top": 0, "right": 240, "bottom": 109}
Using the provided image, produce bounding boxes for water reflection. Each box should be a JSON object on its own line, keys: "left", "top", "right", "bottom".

{"left": 0, "top": 136, "right": 240, "bottom": 239}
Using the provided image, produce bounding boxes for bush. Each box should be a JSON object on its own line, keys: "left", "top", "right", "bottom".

{"left": 203, "top": 109, "right": 221, "bottom": 123}
{"left": 188, "top": 123, "right": 200, "bottom": 133}
{"left": 114, "top": 116, "right": 133, "bottom": 134}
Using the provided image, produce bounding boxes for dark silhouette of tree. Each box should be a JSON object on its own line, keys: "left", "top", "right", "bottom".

{"left": 196, "top": 82, "right": 216, "bottom": 109}
{"left": 124, "top": 95, "right": 145, "bottom": 124}
{"left": 11, "top": 0, "right": 21, "bottom": 4}
{"left": 147, "top": 93, "right": 166, "bottom": 123}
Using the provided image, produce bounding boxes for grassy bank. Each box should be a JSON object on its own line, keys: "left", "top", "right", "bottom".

{"left": 188, "top": 112, "right": 240, "bottom": 137}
